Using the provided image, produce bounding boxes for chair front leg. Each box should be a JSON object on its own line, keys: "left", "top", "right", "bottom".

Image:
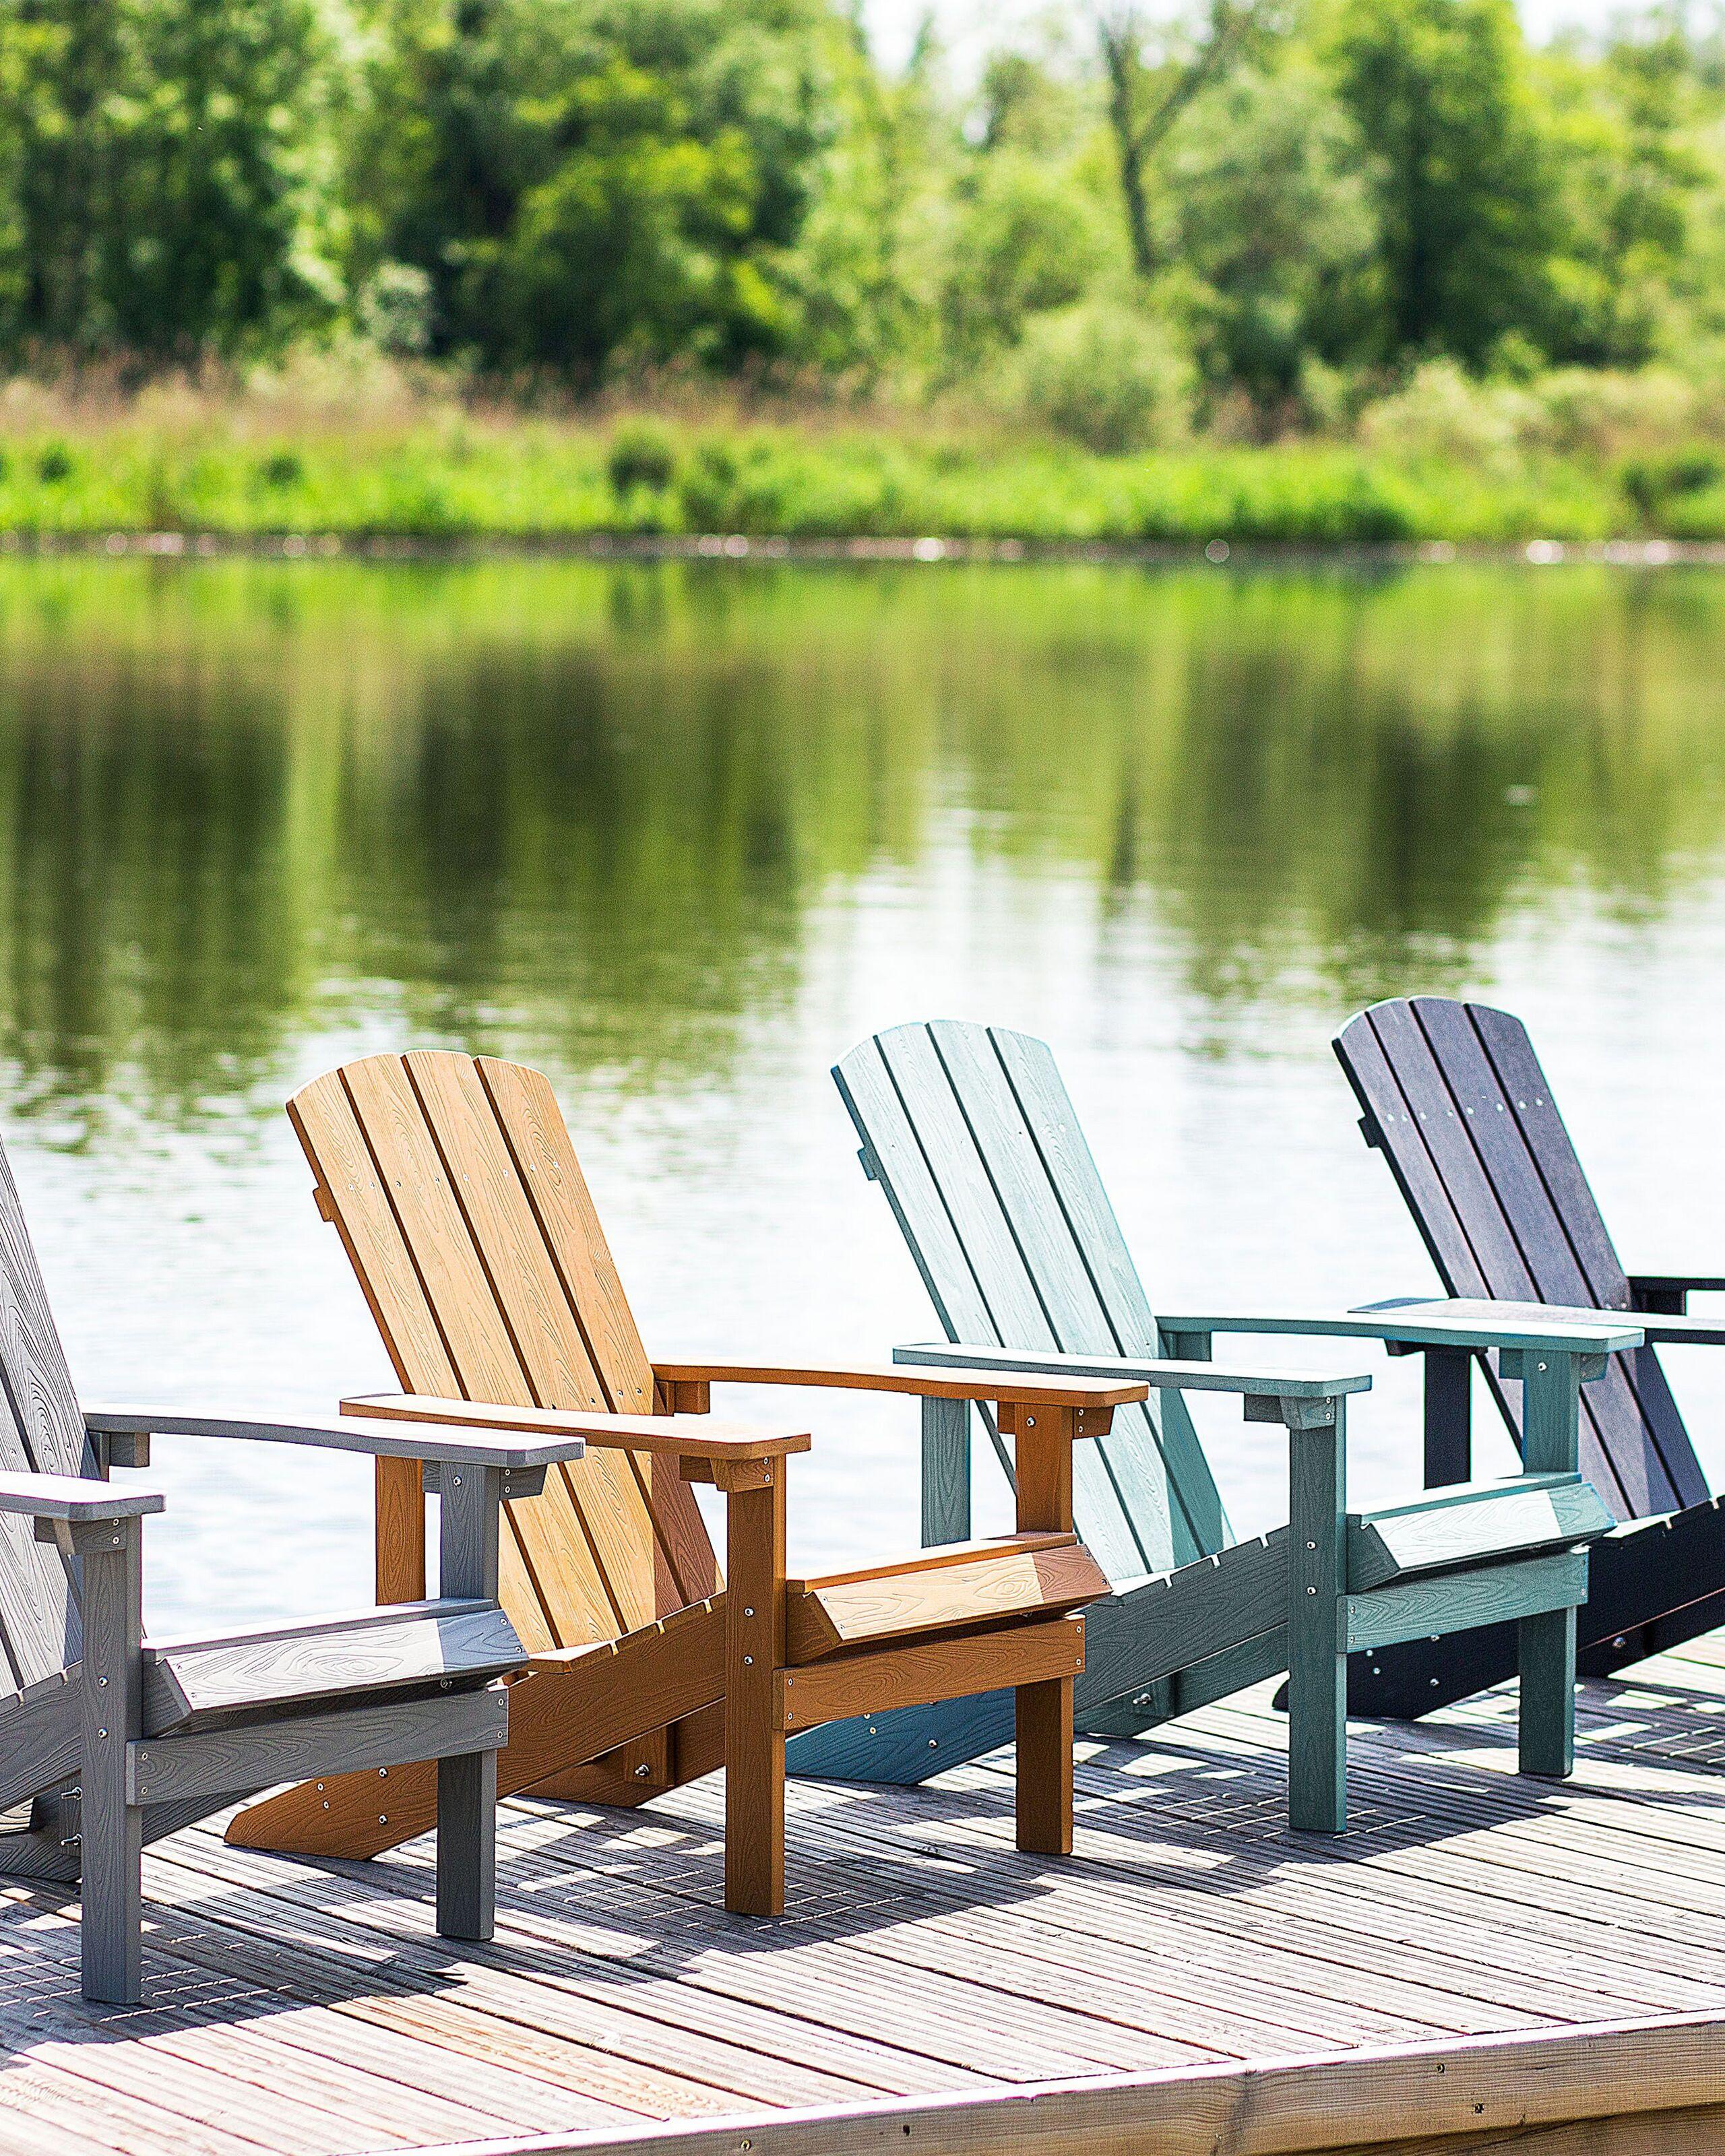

{"left": 435, "top": 1461, "right": 502, "bottom": 1941}
{"left": 1287, "top": 1400, "right": 1348, "bottom": 1835}
{"left": 1003, "top": 1403, "right": 1076, "bottom": 1856}
{"left": 1513, "top": 1349, "right": 1584, "bottom": 1780}
{"left": 721, "top": 1463, "right": 787, "bottom": 1915}
{"left": 79, "top": 1515, "right": 145, "bottom": 2003}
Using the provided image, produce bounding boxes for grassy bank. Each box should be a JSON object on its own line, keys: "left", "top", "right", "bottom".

{"left": 0, "top": 398, "right": 1718, "bottom": 545}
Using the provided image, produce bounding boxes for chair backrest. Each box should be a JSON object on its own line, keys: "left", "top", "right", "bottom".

{"left": 288, "top": 1052, "right": 718, "bottom": 1651}
{"left": 0, "top": 1135, "right": 93, "bottom": 1693}
{"left": 834, "top": 1021, "right": 1230, "bottom": 1583}
{"left": 1334, "top": 996, "right": 1709, "bottom": 1520}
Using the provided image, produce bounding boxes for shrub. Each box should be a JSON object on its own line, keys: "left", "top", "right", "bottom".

{"left": 1621, "top": 447, "right": 1725, "bottom": 519}
{"left": 606, "top": 419, "right": 681, "bottom": 497}
{"left": 1355, "top": 360, "right": 1538, "bottom": 472}
{"left": 357, "top": 263, "right": 433, "bottom": 357}
{"left": 259, "top": 448, "right": 304, "bottom": 488}
{"left": 1010, "top": 303, "right": 1193, "bottom": 454}
{"left": 36, "top": 441, "right": 74, "bottom": 483}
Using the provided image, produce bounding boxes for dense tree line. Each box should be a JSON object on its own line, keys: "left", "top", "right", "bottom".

{"left": 2, "top": 0, "right": 1724, "bottom": 435}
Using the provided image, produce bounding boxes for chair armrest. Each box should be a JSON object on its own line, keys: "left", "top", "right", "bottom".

{"left": 891, "top": 1341, "right": 1373, "bottom": 1406}
{"left": 1360, "top": 1296, "right": 1725, "bottom": 1353}
{"left": 86, "top": 1404, "right": 589, "bottom": 1470}
{"left": 340, "top": 1393, "right": 813, "bottom": 1463}
{"left": 1629, "top": 1273, "right": 1725, "bottom": 1316}
{"left": 0, "top": 1470, "right": 164, "bottom": 1523}
{"left": 650, "top": 1358, "right": 1148, "bottom": 1412}
{"left": 1152, "top": 1298, "right": 1643, "bottom": 1362}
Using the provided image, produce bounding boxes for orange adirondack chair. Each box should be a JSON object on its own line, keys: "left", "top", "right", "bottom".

{"left": 227, "top": 1052, "right": 1135, "bottom": 1909}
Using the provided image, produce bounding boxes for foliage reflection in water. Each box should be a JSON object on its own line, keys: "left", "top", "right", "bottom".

{"left": 0, "top": 555, "right": 1721, "bottom": 1623}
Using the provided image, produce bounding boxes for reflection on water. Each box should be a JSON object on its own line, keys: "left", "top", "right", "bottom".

{"left": 1, "top": 556, "right": 1722, "bottom": 1625}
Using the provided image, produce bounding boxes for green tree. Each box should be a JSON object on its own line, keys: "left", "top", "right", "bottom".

{"left": 367, "top": 0, "right": 840, "bottom": 378}
{"left": 937, "top": 152, "right": 1104, "bottom": 370}
{"left": 1329, "top": 0, "right": 1563, "bottom": 367}
{"left": 1536, "top": 24, "right": 1706, "bottom": 364}
{"left": 0, "top": 0, "right": 356, "bottom": 362}
{"left": 1095, "top": 0, "right": 1280, "bottom": 278}
{"left": 1169, "top": 55, "right": 1379, "bottom": 408}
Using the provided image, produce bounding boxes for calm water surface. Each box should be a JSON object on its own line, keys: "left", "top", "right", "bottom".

{"left": 2, "top": 554, "right": 1723, "bottom": 1627}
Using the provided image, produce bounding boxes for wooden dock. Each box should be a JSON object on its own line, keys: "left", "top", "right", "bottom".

{"left": 7, "top": 1649, "right": 1725, "bottom": 2156}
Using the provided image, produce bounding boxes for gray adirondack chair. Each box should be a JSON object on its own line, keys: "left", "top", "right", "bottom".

{"left": 0, "top": 1133, "right": 586, "bottom": 2004}
{"left": 1330, "top": 994, "right": 1725, "bottom": 1712}
{"left": 785, "top": 1021, "right": 1630, "bottom": 1833}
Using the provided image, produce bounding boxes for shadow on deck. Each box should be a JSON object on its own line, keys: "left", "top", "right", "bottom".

{"left": 5, "top": 1651, "right": 1725, "bottom": 2156}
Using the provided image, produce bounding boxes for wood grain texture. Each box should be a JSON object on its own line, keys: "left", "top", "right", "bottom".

{"left": 920, "top": 1395, "right": 970, "bottom": 1546}
{"left": 22, "top": 1643, "right": 1725, "bottom": 2156}
{"left": 1348, "top": 1476, "right": 1610, "bottom": 1589}
{"left": 259, "top": 1050, "right": 734, "bottom": 1862}
{"left": 785, "top": 1542, "right": 1105, "bottom": 1663}
{"left": 1344, "top": 1550, "right": 1590, "bottom": 1653}
{"left": 375, "top": 1455, "right": 427, "bottom": 1603}
{"left": 1334, "top": 998, "right": 1707, "bottom": 1521}
{"left": 346, "top": 1393, "right": 811, "bottom": 1461}
{"left": 654, "top": 1358, "right": 1141, "bottom": 1410}
{"left": 142, "top": 1602, "right": 522, "bottom": 1732}
{"left": 724, "top": 1474, "right": 786, "bottom": 1916}
{"left": 0, "top": 1133, "right": 93, "bottom": 1690}
{"left": 129, "top": 1684, "right": 510, "bottom": 1806}
{"left": 0, "top": 1678, "right": 80, "bottom": 1812}
{"left": 404, "top": 1051, "right": 660, "bottom": 1639}
{"left": 225, "top": 1606, "right": 728, "bottom": 1856}
{"left": 794, "top": 1531, "right": 1077, "bottom": 1590}
{"left": 1288, "top": 1412, "right": 1347, "bottom": 1835}
{"left": 78, "top": 1517, "right": 143, "bottom": 2002}
{"left": 780, "top": 1615, "right": 1086, "bottom": 1728}
{"left": 391, "top": 2020, "right": 1725, "bottom": 2156}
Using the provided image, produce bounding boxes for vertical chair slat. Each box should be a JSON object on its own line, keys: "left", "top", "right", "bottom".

{"left": 1468, "top": 1003, "right": 1708, "bottom": 1512}
{"left": 480, "top": 1057, "right": 716, "bottom": 1614}
{"left": 867, "top": 1026, "right": 1147, "bottom": 1583}
{"left": 404, "top": 1051, "right": 658, "bottom": 1637}
{"left": 0, "top": 1139, "right": 93, "bottom": 1686}
{"left": 335, "top": 1056, "right": 607, "bottom": 1648}
{"left": 989, "top": 1025, "right": 1227, "bottom": 1564}
{"left": 929, "top": 1019, "right": 1175, "bottom": 1576}
{"left": 1411, "top": 999, "right": 1662, "bottom": 1515}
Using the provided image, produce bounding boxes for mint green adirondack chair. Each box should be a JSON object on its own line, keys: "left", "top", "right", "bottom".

{"left": 784, "top": 1021, "right": 1631, "bottom": 1831}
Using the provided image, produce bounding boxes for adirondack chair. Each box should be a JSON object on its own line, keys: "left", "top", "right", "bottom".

{"left": 224, "top": 1050, "right": 1139, "bottom": 1911}
{"left": 784, "top": 1020, "right": 1628, "bottom": 1833}
{"left": 0, "top": 1131, "right": 592, "bottom": 2005}
{"left": 1331, "top": 993, "right": 1725, "bottom": 1715}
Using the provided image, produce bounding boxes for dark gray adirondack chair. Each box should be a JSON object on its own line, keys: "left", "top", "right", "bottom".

{"left": 0, "top": 1134, "right": 587, "bottom": 2004}
{"left": 786, "top": 1020, "right": 1627, "bottom": 1833}
{"left": 1334, "top": 994, "right": 1725, "bottom": 1713}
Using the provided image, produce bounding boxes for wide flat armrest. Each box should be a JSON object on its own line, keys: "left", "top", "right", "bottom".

{"left": 0, "top": 1470, "right": 164, "bottom": 1522}
{"left": 1427, "top": 1296, "right": 1725, "bottom": 1351}
{"left": 342, "top": 1393, "right": 813, "bottom": 1462}
{"left": 86, "top": 1404, "right": 588, "bottom": 1470}
{"left": 1629, "top": 1273, "right": 1725, "bottom": 1317}
{"left": 1154, "top": 1299, "right": 1643, "bottom": 1359}
{"left": 891, "top": 1341, "right": 1373, "bottom": 1403}
{"left": 652, "top": 1358, "right": 1149, "bottom": 1410}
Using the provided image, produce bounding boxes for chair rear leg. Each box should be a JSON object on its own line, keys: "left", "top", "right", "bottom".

{"left": 1015, "top": 1678, "right": 1073, "bottom": 1854}
{"left": 1518, "top": 1606, "right": 1576, "bottom": 1780}
{"left": 436, "top": 1749, "right": 496, "bottom": 1941}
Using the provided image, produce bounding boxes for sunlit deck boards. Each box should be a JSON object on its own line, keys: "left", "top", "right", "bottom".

{"left": 8, "top": 1654, "right": 1725, "bottom": 2155}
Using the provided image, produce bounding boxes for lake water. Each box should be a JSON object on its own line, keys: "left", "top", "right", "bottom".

{"left": 3, "top": 552, "right": 1724, "bottom": 1629}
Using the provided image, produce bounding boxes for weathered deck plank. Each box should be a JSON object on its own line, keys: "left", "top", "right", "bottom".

{"left": 5, "top": 1663, "right": 1725, "bottom": 2155}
